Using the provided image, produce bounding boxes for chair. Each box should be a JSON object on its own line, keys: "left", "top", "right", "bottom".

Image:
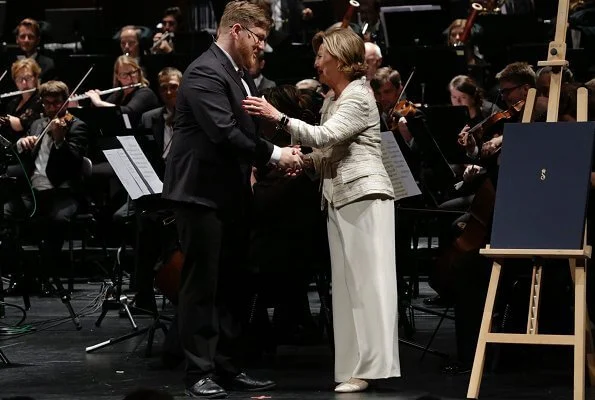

{"left": 65, "top": 157, "right": 100, "bottom": 292}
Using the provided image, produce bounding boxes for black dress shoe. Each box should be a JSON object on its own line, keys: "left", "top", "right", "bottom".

{"left": 185, "top": 378, "right": 228, "bottom": 398}
{"left": 423, "top": 295, "right": 447, "bottom": 306}
{"left": 225, "top": 372, "right": 276, "bottom": 391}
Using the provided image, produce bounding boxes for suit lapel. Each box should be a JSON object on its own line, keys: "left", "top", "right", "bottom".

{"left": 211, "top": 45, "right": 249, "bottom": 97}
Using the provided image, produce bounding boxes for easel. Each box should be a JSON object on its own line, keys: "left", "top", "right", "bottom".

{"left": 467, "top": 0, "right": 595, "bottom": 399}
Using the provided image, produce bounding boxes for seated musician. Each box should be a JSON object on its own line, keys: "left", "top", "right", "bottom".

{"left": 459, "top": 62, "right": 536, "bottom": 186}
{"left": 84, "top": 55, "right": 159, "bottom": 127}
{"left": 364, "top": 42, "right": 383, "bottom": 82}
{"left": 151, "top": 6, "right": 182, "bottom": 55}
{"left": 118, "top": 25, "right": 145, "bottom": 62}
{"left": 11, "top": 18, "right": 56, "bottom": 83}
{"left": 369, "top": 67, "right": 416, "bottom": 145}
{"left": 4, "top": 81, "right": 89, "bottom": 296}
{"left": 114, "top": 67, "right": 183, "bottom": 313}
{"left": 0, "top": 59, "right": 44, "bottom": 143}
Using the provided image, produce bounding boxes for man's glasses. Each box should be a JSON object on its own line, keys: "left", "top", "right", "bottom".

{"left": 235, "top": 25, "right": 266, "bottom": 44}
{"left": 499, "top": 85, "right": 522, "bottom": 96}
{"left": 118, "top": 69, "right": 140, "bottom": 79}
{"left": 42, "top": 99, "right": 63, "bottom": 107}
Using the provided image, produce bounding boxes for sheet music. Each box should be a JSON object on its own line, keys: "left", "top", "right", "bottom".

{"left": 117, "top": 136, "right": 163, "bottom": 193}
{"left": 103, "top": 149, "right": 147, "bottom": 199}
{"left": 380, "top": 131, "right": 421, "bottom": 201}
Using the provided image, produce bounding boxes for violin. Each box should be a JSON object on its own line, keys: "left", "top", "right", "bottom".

{"left": 459, "top": 99, "right": 525, "bottom": 145}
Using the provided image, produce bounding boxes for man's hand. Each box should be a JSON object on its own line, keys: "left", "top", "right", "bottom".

{"left": 481, "top": 135, "right": 503, "bottom": 158}
{"left": 19, "top": 135, "right": 38, "bottom": 151}
{"left": 463, "top": 164, "right": 482, "bottom": 183}
{"left": 458, "top": 125, "right": 476, "bottom": 153}
{"left": 278, "top": 146, "right": 303, "bottom": 176}
{"left": 152, "top": 32, "right": 173, "bottom": 54}
{"left": 49, "top": 118, "right": 68, "bottom": 143}
{"left": 0, "top": 115, "right": 10, "bottom": 126}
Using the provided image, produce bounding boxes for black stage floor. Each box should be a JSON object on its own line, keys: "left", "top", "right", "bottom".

{"left": 0, "top": 282, "right": 591, "bottom": 400}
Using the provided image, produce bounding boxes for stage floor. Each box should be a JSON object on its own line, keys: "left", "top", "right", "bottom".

{"left": 0, "top": 281, "right": 589, "bottom": 400}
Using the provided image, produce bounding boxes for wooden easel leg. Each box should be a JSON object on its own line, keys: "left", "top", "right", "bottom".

{"left": 580, "top": 258, "right": 595, "bottom": 386}
{"left": 527, "top": 264, "right": 543, "bottom": 334}
{"left": 572, "top": 258, "right": 586, "bottom": 400}
{"left": 467, "top": 261, "right": 502, "bottom": 399}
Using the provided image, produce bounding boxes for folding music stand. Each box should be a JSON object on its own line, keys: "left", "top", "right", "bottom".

{"left": 467, "top": 1, "right": 595, "bottom": 398}
{"left": 85, "top": 136, "right": 169, "bottom": 355}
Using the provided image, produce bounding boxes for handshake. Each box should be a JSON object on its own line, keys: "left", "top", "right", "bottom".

{"left": 277, "top": 146, "right": 312, "bottom": 176}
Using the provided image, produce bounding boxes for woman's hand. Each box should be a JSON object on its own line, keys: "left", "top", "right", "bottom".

{"left": 85, "top": 89, "right": 103, "bottom": 107}
{"left": 242, "top": 96, "right": 282, "bottom": 123}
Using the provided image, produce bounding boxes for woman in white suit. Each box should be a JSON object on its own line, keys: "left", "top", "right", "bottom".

{"left": 243, "top": 28, "right": 400, "bottom": 393}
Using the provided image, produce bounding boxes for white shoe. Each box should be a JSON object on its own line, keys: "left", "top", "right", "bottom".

{"left": 334, "top": 378, "right": 369, "bottom": 393}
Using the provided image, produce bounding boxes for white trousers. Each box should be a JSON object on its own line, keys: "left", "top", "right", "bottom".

{"left": 327, "top": 198, "right": 401, "bottom": 382}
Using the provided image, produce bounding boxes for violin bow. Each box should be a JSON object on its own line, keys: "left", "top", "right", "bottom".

{"left": 32, "top": 65, "right": 95, "bottom": 154}
{"left": 0, "top": 70, "right": 7, "bottom": 86}
{"left": 397, "top": 67, "right": 415, "bottom": 104}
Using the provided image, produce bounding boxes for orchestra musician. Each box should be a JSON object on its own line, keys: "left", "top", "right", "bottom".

{"left": 151, "top": 7, "right": 182, "bottom": 54}
{"left": 244, "top": 27, "right": 400, "bottom": 393}
{"left": 127, "top": 67, "right": 183, "bottom": 314}
{"left": 162, "top": 2, "right": 301, "bottom": 397}
{"left": 84, "top": 55, "right": 159, "bottom": 127}
{"left": 364, "top": 42, "right": 382, "bottom": 82}
{"left": 118, "top": 25, "right": 144, "bottom": 62}
{"left": 0, "top": 59, "right": 44, "bottom": 143}
{"left": 11, "top": 18, "right": 56, "bottom": 83}
{"left": 4, "top": 81, "right": 89, "bottom": 296}
{"left": 248, "top": 51, "right": 277, "bottom": 92}
{"left": 459, "top": 62, "right": 536, "bottom": 184}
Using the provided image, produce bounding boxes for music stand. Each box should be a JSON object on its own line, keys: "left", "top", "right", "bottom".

{"left": 380, "top": 4, "right": 449, "bottom": 50}
{"left": 86, "top": 136, "right": 169, "bottom": 355}
{"left": 406, "top": 114, "right": 457, "bottom": 206}
{"left": 422, "top": 105, "right": 469, "bottom": 164}
{"left": 467, "top": 1, "right": 595, "bottom": 398}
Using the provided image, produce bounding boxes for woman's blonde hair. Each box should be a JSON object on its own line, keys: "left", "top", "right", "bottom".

{"left": 112, "top": 55, "right": 149, "bottom": 87}
{"left": 11, "top": 58, "right": 42, "bottom": 85}
{"left": 312, "top": 28, "right": 367, "bottom": 81}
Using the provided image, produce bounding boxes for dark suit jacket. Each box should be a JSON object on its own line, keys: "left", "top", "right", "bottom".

{"left": 26, "top": 116, "right": 88, "bottom": 188}
{"left": 139, "top": 106, "right": 167, "bottom": 179}
{"left": 35, "top": 53, "right": 56, "bottom": 82}
{"left": 162, "top": 43, "right": 274, "bottom": 213}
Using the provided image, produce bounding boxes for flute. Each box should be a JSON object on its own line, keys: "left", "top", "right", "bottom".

{"left": 69, "top": 83, "right": 142, "bottom": 102}
{"left": 0, "top": 88, "right": 36, "bottom": 99}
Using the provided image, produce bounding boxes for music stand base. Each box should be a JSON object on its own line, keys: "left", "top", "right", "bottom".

{"left": 0, "top": 347, "right": 10, "bottom": 365}
{"left": 86, "top": 316, "right": 168, "bottom": 356}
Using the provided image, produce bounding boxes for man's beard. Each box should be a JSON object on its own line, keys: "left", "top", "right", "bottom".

{"left": 239, "top": 43, "right": 257, "bottom": 71}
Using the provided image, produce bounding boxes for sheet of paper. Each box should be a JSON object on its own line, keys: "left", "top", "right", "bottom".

{"left": 380, "top": 131, "right": 421, "bottom": 201}
{"left": 122, "top": 114, "right": 132, "bottom": 130}
{"left": 103, "top": 149, "right": 147, "bottom": 200}
{"left": 117, "top": 136, "right": 163, "bottom": 194}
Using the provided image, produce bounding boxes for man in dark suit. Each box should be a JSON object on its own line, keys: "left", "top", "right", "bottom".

{"left": 249, "top": 51, "right": 276, "bottom": 93}
{"left": 13, "top": 18, "right": 56, "bottom": 83}
{"left": 162, "top": 2, "right": 302, "bottom": 398}
{"left": 5, "top": 80, "right": 88, "bottom": 295}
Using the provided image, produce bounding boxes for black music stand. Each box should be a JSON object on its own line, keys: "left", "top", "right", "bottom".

{"left": 422, "top": 105, "right": 469, "bottom": 164}
{"left": 86, "top": 136, "right": 169, "bottom": 355}
{"left": 406, "top": 113, "right": 458, "bottom": 206}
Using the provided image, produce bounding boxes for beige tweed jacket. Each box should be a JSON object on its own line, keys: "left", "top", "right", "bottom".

{"left": 288, "top": 78, "right": 394, "bottom": 208}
